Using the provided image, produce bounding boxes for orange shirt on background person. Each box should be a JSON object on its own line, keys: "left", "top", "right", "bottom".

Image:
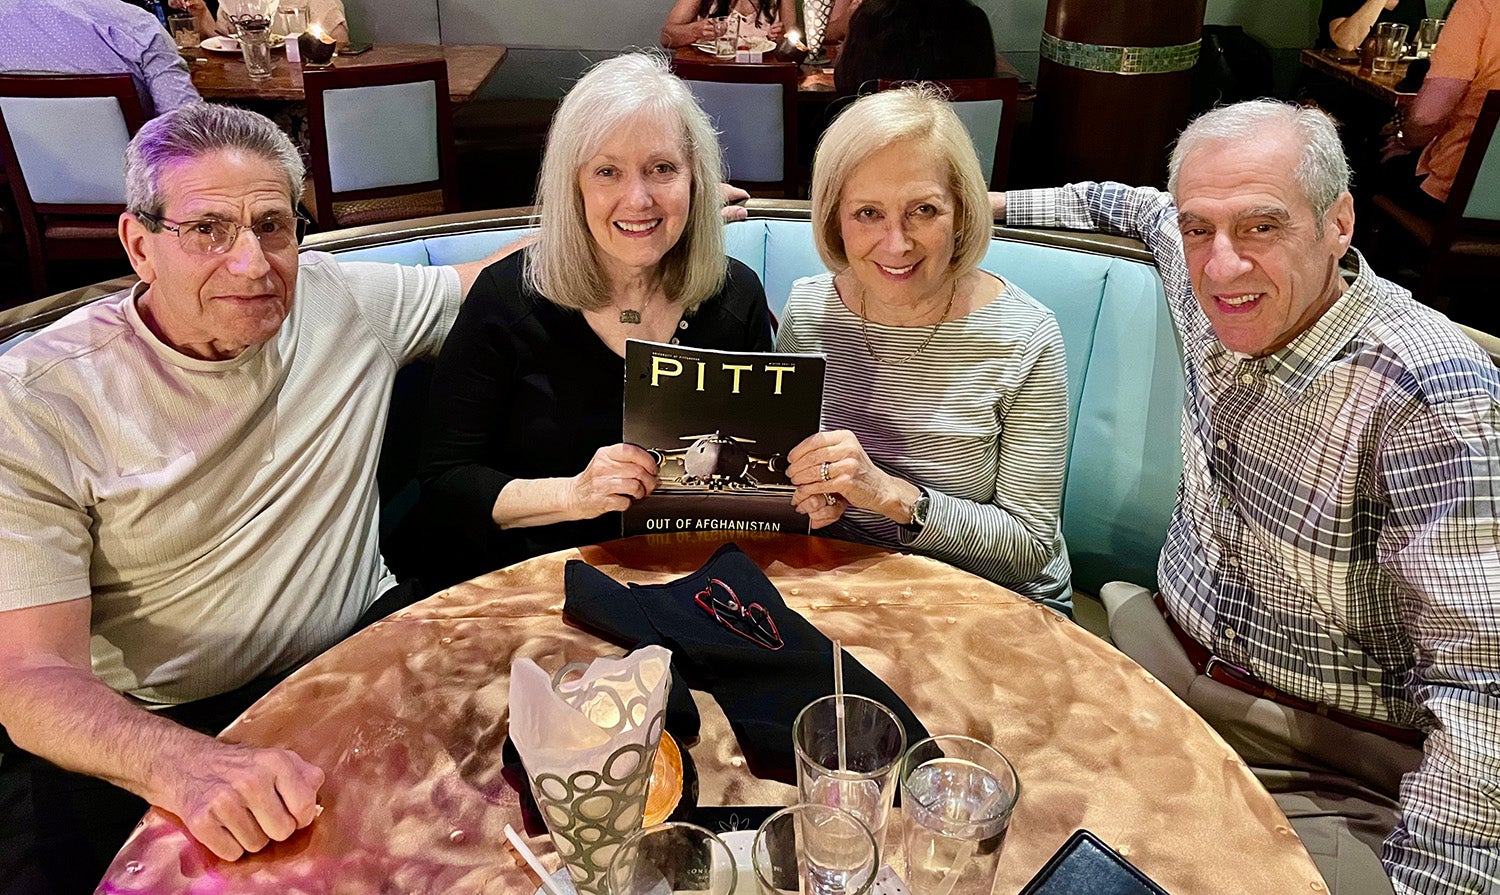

{"left": 1415, "top": 0, "right": 1499, "bottom": 201}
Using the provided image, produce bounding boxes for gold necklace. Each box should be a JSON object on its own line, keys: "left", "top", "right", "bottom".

{"left": 857, "top": 279, "right": 958, "bottom": 365}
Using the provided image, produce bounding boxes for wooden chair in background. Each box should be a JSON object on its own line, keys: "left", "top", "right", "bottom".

{"left": 670, "top": 59, "right": 800, "bottom": 198}
{"left": 876, "top": 77, "right": 1020, "bottom": 190}
{"left": 303, "top": 59, "right": 459, "bottom": 230}
{"left": 1372, "top": 88, "right": 1500, "bottom": 318}
{"left": 0, "top": 73, "right": 145, "bottom": 299}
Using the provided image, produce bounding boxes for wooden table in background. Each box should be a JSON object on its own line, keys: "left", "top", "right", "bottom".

{"left": 671, "top": 45, "right": 1031, "bottom": 99}
{"left": 1300, "top": 48, "right": 1413, "bottom": 106}
{"left": 187, "top": 43, "right": 507, "bottom": 104}
{"left": 98, "top": 533, "right": 1323, "bottom": 895}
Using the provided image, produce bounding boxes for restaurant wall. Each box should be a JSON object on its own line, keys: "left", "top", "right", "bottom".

{"left": 342, "top": 0, "right": 1328, "bottom": 100}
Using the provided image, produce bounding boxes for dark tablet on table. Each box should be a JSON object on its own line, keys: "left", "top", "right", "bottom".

{"left": 1018, "top": 829, "right": 1170, "bottom": 895}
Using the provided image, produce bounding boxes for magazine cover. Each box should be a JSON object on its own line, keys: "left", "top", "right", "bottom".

{"left": 622, "top": 339, "right": 826, "bottom": 537}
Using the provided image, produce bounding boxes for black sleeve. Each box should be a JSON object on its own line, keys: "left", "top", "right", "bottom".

{"left": 690, "top": 258, "right": 774, "bottom": 350}
{"left": 416, "top": 255, "right": 524, "bottom": 543}
{"left": 729, "top": 258, "right": 775, "bottom": 351}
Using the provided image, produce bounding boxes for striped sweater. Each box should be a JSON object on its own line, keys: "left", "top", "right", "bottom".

{"left": 776, "top": 272, "right": 1073, "bottom": 611}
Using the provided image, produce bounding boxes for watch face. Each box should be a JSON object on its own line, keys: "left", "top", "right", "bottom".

{"left": 912, "top": 495, "right": 930, "bottom": 526}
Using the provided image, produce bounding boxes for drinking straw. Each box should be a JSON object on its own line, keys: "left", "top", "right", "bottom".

{"left": 933, "top": 840, "right": 977, "bottom": 895}
{"left": 833, "top": 639, "right": 848, "bottom": 772}
{"left": 505, "top": 823, "right": 567, "bottom": 895}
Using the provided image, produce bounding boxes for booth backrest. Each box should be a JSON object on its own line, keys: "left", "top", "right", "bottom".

{"left": 0, "top": 207, "right": 1185, "bottom": 594}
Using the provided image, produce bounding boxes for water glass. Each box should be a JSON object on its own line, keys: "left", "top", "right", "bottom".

{"left": 1415, "top": 17, "right": 1444, "bottom": 58}
{"left": 1371, "top": 22, "right": 1409, "bottom": 75}
{"left": 752, "top": 805, "right": 878, "bottom": 895}
{"left": 713, "top": 15, "right": 739, "bottom": 59}
{"left": 792, "top": 694, "right": 906, "bottom": 853}
{"left": 607, "top": 822, "right": 738, "bottom": 895}
{"left": 275, "top": 2, "right": 310, "bottom": 37}
{"left": 898, "top": 736, "right": 1020, "bottom": 895}
{"left": 167, "top": 13, "right": 200, "bottom": 49}
{"left": 238, "top": 22, "right": 274, "bottom": 80}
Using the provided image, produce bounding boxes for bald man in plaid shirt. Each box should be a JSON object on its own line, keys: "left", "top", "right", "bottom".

{"left": 997, "top": 100, "right": 1499, "bottom": 894}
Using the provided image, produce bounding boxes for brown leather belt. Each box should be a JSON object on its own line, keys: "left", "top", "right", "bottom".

{"left": 1153, "top": 593, "right": 1426, "bottom": 747}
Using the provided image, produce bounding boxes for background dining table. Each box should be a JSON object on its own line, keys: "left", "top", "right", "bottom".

{"left": 1299, "top": 47, "right": 1414, "bottom": 106}
{"left": 96, "top": 532, "right": 1324, "bottom": 895}
{"left": 670, "top": 44, "right": 1031, "bottom": 98}
{"left": 186, "top": 42, "right": 507, "bottom": 103}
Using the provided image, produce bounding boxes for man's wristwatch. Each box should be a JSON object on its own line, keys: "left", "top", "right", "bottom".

{"left": 909, "top": 488, "right": 931, "bottom": 530}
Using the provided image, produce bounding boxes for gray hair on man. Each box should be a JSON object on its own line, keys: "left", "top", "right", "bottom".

{"left": 526, "top": 52, "right": 728, "bottom": 313}
{"left": 125, "top": 103, "right": 305, "bottom": 222}
{"left": 1168, "top": 99, "right": 1350, "bottom": 228}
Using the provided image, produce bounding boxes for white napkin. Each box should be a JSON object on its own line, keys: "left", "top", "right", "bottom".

{"left": 508, "top": 646, "right": 673, "bottom": 895}
{"left": 509, "top": 645, "right": 671, "bottom": 767}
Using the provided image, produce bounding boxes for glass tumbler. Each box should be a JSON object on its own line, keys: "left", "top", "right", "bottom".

{"left": 714, "top": 15, "right": 740, "bottom": 58}
{"left": 792, "top": 694, "right": 906, "bottom": 855}
{"left": 167, "top": 13, "right": 200, "bottom": 49}
{"left": 1371, "top": 22, "right": 1409, "bottom": 75}
{"left": 238, "top": 22, "right": 274, "bottom": 80}
{"left": 1415, "top": 18, "right": 1444, "bottom": 58}
{"left": 752, "top": 804, "right": 878, "bottom": 895}
{"left": 607, "top": 822, "right": 738, "bottom": 895}
{"left": 898, "top": 735, "right": 1020, "bottom": 895}
{"left": 275, "top": 2, "right": 310, "bottom": 37}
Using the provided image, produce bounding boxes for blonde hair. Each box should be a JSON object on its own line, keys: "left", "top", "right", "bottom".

{"left": 526, "top": 53, "right": 727, "bottom": 313}
{"left": 811, "top": 86, "right": 992, "bottom": 277}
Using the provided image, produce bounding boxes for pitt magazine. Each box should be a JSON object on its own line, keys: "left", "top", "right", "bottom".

{"left": 622, "top": 340, "right": 825, "bottom": 537}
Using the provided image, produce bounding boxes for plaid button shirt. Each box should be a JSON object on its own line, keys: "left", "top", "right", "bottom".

{"left": 1008, "top": 182, "right": 1500, "bottom": 895}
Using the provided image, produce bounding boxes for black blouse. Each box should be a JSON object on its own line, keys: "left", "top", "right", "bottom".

{"left": 414, "top": 249, "right": 774, "bottom": 585}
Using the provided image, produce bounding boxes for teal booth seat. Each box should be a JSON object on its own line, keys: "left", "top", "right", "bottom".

{"left": 0, "top": 204, "right": 1185, "bottom": 595}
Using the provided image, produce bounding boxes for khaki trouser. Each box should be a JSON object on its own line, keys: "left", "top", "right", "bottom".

{"left": 1100, "top": 582, "right": 1425, "bottom": 895}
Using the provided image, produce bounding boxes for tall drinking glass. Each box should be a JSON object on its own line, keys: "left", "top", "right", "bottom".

{"left": 607, "top": 822, "right": 738, "bottom": 895}
{"left": 898, "top": 736, "right": 1020, "bottom": 895}
{"left": 167, "top": 13, "right": 200, "bottom": 49}
{"left": 752, "top": 804, "right": 878, "bottom": 895}
{"left": 275, "top": 2, "right": 310, "bottom": 37}
{"left": 1371, "top": 22, "right": 1409, "bottom": 75}
{"left": 713, "top": 15, "right": 739, "bottom": 59}
{"left": 238, "top": 21, "right": 274, "bottom": 80}
{"left": 1415, "top": 18, "right": 1444, "bottom": 58}
{"left": 792, "top": 694, "right": 906, "bottom": 854}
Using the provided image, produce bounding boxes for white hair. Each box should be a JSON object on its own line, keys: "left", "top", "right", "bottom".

{"left": 1169, "top": 99, "right": 1350, "bottom": 226}
{"left": 525, "top": 52, "right": 728, "bottom": 313}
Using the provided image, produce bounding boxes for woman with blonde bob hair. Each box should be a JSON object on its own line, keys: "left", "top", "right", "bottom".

{"left": 417, "top": 53, "right": 773, "bottom": 584}
{"left": 778, "top": 87, "right": 1074, "bottom": 612}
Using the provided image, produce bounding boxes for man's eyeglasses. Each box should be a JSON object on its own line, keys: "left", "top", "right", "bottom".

{"left": 694, "top": 578, "right": 784, "bottom": 651}
{"left": 136, "top": 212, "right": 308, "bottom": 256}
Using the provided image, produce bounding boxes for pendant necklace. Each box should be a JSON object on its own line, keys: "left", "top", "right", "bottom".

{"left": 617, "top": 291, "right": 652, "bottom": 325}
{"left": 857, "top": 279, "right": 958, "bottom": 365}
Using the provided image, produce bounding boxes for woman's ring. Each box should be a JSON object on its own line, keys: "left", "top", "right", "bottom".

{"left": 820, "top": 461, "right": 831, "bottom": 482}
{"left": 824, "top": 493, "right": 837, "bottom": 506}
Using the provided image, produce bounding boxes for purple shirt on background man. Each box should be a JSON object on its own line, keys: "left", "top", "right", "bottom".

{"left": 0, "top": 0, "right": 199, "bottom": 117}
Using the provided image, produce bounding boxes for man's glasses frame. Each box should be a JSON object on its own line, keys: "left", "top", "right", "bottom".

{"left": 135, "top": 211, "right": 309, "bottom": 256}
{"left": 694, "top": 577, "right": 784, "bottom": 651}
